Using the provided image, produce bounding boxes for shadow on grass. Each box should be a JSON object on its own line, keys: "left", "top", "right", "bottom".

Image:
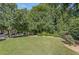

{"left": 0, "top": 39, "right": 6, "bottom": 41}
{"left": 62, "top": 41, "right": 72, "bottom": 45}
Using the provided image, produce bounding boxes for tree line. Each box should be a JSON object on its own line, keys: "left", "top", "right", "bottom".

{"left": 0, "top": 3, "right": 79, "bottom": 39}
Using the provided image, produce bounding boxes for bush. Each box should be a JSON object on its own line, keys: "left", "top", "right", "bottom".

{"left": 69, "top": 27, "right": 79, "bottom": 40}
{"left": 69, "top": 19, "right": 79, "bottom": 40}
{"left": 61, "top": 31, "right": 76, "bottom": 46}
{"left": 52, "top": 32, "right": 60, "bottom": 37}
{"left": 37, "top": 32, "right": 53, "bottom": 36}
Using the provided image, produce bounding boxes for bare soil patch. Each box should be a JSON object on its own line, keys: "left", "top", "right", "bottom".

{"left": 64, "top": 43, "right": 79, "bottom": 53}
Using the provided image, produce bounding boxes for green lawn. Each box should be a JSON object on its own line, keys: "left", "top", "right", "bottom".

{"left": 0, "top": 36, "right": 78, "bottom": 55}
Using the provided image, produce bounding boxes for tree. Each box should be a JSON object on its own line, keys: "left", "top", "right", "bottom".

{"left": 12, "top": 9, "right": 28, "bottom": 35}
{"left": 0, "top": 3, "right": 17, "bottom": 37}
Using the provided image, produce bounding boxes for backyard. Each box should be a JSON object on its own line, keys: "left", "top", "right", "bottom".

{"left": 0, "top": 3, "right": 79, "bottom": 55}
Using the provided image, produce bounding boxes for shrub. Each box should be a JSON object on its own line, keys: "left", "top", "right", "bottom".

{"left": 37, "top": 32, "right": 53, "bottom": 36}
{"left": 61, "top": 32, "right": 76, "bottom": 46}
{"left": 69, "top": 19, "right": 79, "bottom": 40}
{"left": 69, "top": 27, "right": 79, "bottom": 40}
{"left": 52, "top": 31, "right": 60, "bottom": 37}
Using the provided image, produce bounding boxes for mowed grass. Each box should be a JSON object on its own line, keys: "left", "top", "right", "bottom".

{"left": 0, "top": 36, "right": 78, "bottom": 55}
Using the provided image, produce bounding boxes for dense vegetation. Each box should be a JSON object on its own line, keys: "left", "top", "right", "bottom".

{"left": 0, "top": 3, "right": 79, "bottom": 40}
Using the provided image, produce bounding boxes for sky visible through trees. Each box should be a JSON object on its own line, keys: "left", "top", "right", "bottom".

{"left": 16, "top": 3, "right": 39, "bottom": 10}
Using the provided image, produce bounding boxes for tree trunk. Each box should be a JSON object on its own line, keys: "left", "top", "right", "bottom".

{"left": 23, "top": 31, "right": 26, "bottom": 36}
{"left": 8, "top": 30, "right": 11, "bottom": 38}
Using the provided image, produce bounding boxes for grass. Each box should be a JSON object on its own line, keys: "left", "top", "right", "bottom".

{"left": 0, "top": 36, "right": 78, "bottom": 55}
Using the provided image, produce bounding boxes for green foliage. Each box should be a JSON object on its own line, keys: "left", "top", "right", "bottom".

{"left": 12, "top": 9, "right": 28, "bottom": 33}
{"left": 0, "top": 3, "right": 79, "bottom": 41}
{"left": 38, "top": 32, "right": 53, "bottom": 36}
{"left": 52, "top": 32, "right": 60, "bottom": 37}
{"left": 69, "top": 18, "right": 79, "bottom": 40}
{"left": 32, "top": 4, "right": 48, "bottom": 12}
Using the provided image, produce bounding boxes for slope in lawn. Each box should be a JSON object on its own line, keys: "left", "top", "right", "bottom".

{"left": 0, "top": 36, "right": 78, "bottom": 55}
